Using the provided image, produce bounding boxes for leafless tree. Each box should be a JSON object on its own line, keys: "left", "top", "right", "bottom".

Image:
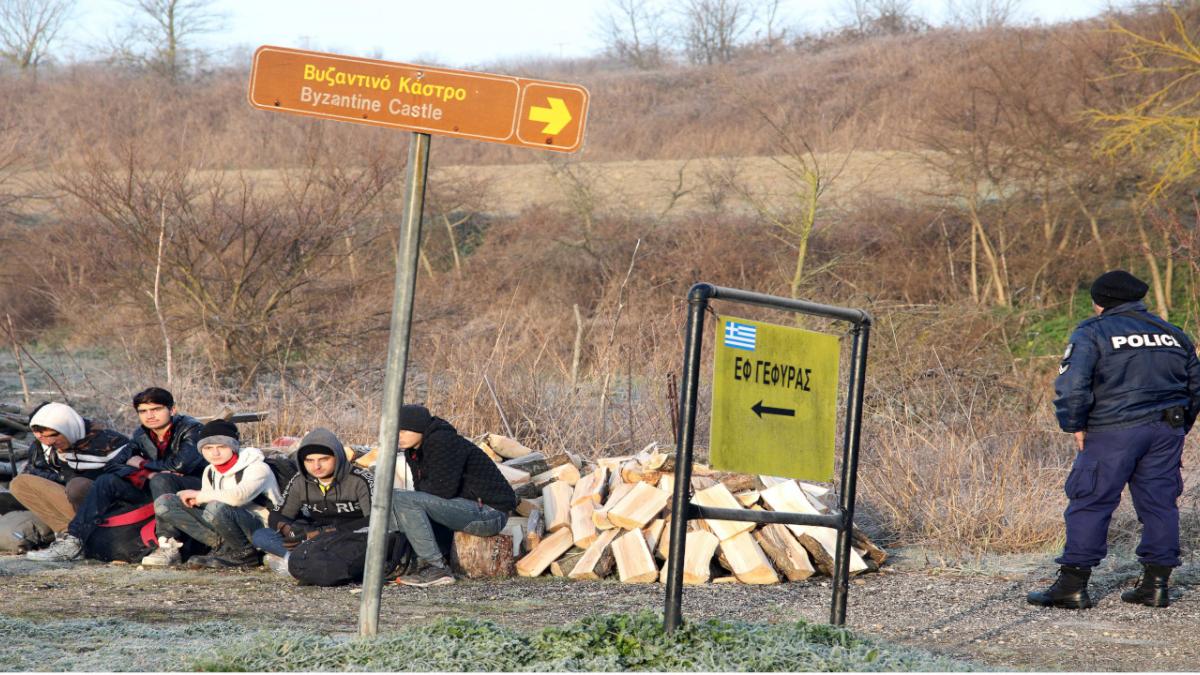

{"left": 678, "top": 0, "right": 753, "bottom": 65}
{"left": 125, "top": 0, "right": 223, "bottom": 81}
{"left": 598, "top": 0, "right": 668, "bottom": 69}
{"left": 836, "top": 0, "right": 925, "bottom": 35}
{"left": 945, "top": 0, "right": 1025, "bottom": 29}
{"left": 0, "top": 0, "right": 74, "bottom": 71}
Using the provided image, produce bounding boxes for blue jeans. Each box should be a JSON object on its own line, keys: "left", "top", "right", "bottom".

{"left": 67, "top": 473, "right": 149, "bottom": 541}
{"left": 1058, "top": 421, "right": 1186, "bottom": 568}
{"left": 154, "top": 494, "right": 262, "bottom": 555}
{"left": 252, "top": 527, "right": 288, "bottom": 557}
{"left": 388, "top": 490, "right": 507, "bottom": 566}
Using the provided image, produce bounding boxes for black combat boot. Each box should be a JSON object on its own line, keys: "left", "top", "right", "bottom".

{"left": 1027, "top": 565, "right": 1094, "bottom": 609}
{"left": 1121, "top": 563, "right": 1172, "bottom": 607}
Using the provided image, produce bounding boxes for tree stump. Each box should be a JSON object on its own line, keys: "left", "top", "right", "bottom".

{"left": 450, "top": 531, "right": 516, "bottom": 578}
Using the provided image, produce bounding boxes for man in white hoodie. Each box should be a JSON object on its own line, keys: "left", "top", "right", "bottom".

{"left": 148, "top": 419, "right": 282, "bottom": 568}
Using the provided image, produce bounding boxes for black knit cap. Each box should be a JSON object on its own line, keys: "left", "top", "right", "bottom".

{"left": 298, "top": 445, "right": 337, "bottom": 463}
{"left": 197, "top": 418, "right": 240, "bottom": 451}
{"left": 1090, "top": 270, "right": 1149, "bottom": 309}
{"left": 399, "top": 404, "right": 432, "bottom": 433}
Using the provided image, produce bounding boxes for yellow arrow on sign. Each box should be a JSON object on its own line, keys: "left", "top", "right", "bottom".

{"left": 528, "top": 97, "right": 571, "bottom": 135}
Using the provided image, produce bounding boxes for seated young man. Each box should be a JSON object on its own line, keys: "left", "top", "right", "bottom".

{"left": 14, "top": 402, "right": 133, "bottom": 561}
{"left": 389, "top": 404, "right": 516, "bottom": 588}
{"left": 150, "top": 419, "right": 282, "bottom": 568}
{"left": 251, "top": 428, "right": 373, "bottom": 573}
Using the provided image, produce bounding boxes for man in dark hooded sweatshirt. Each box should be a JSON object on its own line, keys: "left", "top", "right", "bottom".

{"left": 390, "top": 404, "right": 516, "bottom": 588}
{"left": 251, "top": 428, "right": 373, "bottom": 564}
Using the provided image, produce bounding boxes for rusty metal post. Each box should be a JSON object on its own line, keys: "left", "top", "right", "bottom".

{"left": 359, "top": 132, "right": 430, "bottom": 637}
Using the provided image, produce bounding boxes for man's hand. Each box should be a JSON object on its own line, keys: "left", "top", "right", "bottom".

{"left": 177, "top": 489, "right": 200, "bottom": 507}
{"left": 1074, "top": 431, "right": 1086, "bottom": 451}
{"left": 125, "top": 456, "right": 146, "bottom": 468}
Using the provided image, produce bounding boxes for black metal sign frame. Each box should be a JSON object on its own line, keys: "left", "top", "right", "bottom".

{"left": 663, "top": 283, "right": 871, "bottom": 630}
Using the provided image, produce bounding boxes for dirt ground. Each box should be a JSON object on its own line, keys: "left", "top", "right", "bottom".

{"left": 0, "top": 548, "right": 1196, "bottom": 672}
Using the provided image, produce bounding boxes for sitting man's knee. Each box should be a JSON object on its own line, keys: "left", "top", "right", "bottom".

{"left": 153, "top": 493, "right": 181, "bottom": 516}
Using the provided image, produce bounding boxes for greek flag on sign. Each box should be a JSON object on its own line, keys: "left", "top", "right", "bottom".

{"left": 724, "top": 321, "right": 757, "bottom": 351}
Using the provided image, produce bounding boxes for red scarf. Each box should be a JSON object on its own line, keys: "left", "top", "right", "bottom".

{"left": 214, "top": 456, "right": 239, "bottom": 474}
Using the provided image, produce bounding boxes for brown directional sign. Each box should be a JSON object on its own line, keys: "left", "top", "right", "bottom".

{"left": 248, "top": 45, "right": 589, "bottom": 153}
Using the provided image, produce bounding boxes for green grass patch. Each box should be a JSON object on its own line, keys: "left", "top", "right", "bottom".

{"left": 0, "top": 611, "right": 983, "bottom": 672}
{"left": 1011, "top": 291, "right": 1094, "bottom": 359}
{"left": 193, "top": 611, "right": 981, "bottom": 672}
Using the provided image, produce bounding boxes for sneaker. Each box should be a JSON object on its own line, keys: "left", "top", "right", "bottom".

{"left": 264, "top": 553, "right": 291, "bottom": 577}
{"left": 26, "top": 534, "right": 83, "bottom": 562}
{"left": 395, "top": 563, "right": 455, "bottom": 588}
{"left": 140, "top": 537, "right": 183, "bottom": 567}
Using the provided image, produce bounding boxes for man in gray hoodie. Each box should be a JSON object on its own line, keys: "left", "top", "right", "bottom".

{"left": 251, "top": 428, "right": 373, "bottom": 563}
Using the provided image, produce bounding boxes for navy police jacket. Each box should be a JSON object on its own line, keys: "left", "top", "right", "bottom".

{"left": 1054, "top": 301, "right": 1200, "bottom": 433}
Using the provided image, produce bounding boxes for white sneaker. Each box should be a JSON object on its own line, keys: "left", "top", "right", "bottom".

{"left": 26, "top": 534, "right": 83, "bottom": 562}
{"left": 140, "top": 537, "right": 183, "bottom": 567}
{"left": 264, "top": 553, "right": 291, "bottom": 577}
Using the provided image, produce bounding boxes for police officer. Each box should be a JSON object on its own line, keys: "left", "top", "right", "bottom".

{"left": 1028, "top": 270, "right": 1200, "bottom": 609}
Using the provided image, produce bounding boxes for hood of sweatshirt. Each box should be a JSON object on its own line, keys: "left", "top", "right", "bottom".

{"left": 294, "top": 427, "right": 349, "bottom": 485}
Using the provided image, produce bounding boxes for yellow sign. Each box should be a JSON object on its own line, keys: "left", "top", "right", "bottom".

{"left": 710, "top": 317, "right": 840, "bottom": 481}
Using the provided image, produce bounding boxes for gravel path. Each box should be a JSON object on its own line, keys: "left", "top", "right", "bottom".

{"left": 1, "top": 550, "right": 1197, "bottom": 671}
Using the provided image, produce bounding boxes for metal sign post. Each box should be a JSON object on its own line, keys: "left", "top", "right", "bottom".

{"left": 247, "top": 44, "right": 591, "bottom": 638}
{"left": 663, "top": 283, "right": 871, "bottom": 631}
{"left": 359, "top": 132, "right": 430, "bottom": 637}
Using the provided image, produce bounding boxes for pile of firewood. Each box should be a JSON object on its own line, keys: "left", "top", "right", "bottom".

{"left": 448, "top": 434, "right": 886, "bottom": 585}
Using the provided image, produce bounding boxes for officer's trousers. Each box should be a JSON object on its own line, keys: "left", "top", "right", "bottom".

{"left": 1057, "top": 420, "right": 1185, "bottom": 568}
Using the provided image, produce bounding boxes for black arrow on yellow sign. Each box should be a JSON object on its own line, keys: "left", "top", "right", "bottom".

{"left": 751, "top": 401, "right": 795, "bottom": 419}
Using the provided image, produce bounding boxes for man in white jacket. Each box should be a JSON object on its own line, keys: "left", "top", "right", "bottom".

{"left": 146, "top": 419, "right": 282, "bottom": 568}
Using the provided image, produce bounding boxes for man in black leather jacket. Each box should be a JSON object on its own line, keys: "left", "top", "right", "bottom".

{"left": 1029, "top": 270, "right": 1200, "bottom": 610}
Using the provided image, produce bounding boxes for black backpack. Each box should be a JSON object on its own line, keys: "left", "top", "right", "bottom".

{"left": 83, "top": 501, "right": 157, "bottom": 563}
{"left": 287, "top": 528, "right": 413, "bottom": 587}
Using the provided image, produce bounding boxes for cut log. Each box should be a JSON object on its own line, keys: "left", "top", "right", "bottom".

{"left": 681, "top": 530, "right": 721, "bottom": 584}
{"left": 717, "top": 473, "right": 759, "bottom": 494}
{"left": 550, "top": 549, "right": 586, "bottom": 577}
{"left": 620, "top": 460, "right": 661, "bottom": 485}
{"left": 712, "top": 576, "right": 739, "bottom": 584}
{"left": 760, "top": 480, "right": 822, "bottom": 519}
{"left": 525, "top": 508, "right": 544, "bottom": 551}
{"left": 516, "top": 528, "right": 575, "bottom": 577}
{"left": 593, "top": 482, "right": 635, "bottom": 530}
{"left": 691, "top": 483, "right": 755, "bottom": 541}
{"left": 475, "top": 439, "right": 502, "bottom": 463}
{"left": 612, "top": 529, "right": 658, "bottom": 583}
{"left": 567, "top": 528, "right": 619, "bottom": 581}
{"left": 734, "top": 490, "right": 761, "bottom": 508}
{"left": 690, "top": 476, "right": 718, "bottom": 491}
{"left": 793, "top": 527, "right": 868, "bottom": 576}
{"left": 658, "top": 474, "right": 675, "bottom": 497}
{"left": 853, "top": 527, "right": 888, "bottom": 567}
{"left": 758, "top": 475, "right": 790, "bottom": 489}
{"left": 542, "top": 481, "right": 573, "bottom": 532}
{"left": 504, "top": 452, "right": 550, "bottom": 476}
{"left": 607, "top": 482, "right": 670, "bottom": 530}
{"left": 596, "top": 455, "right": 633, "bottom": 471}
{"left": 515, "top": 497, "right": 541, "bottom": 517}
{"left": 571, "top": 467, "right": 608, "bottom": 506}
{"left": 501, "top": 519, "right": 526, "bottom": 558}
{"left": 513, "top": 483, "right": 543, "bottom": 499}
{"left": 532, "top": 463, "right": 581, "bottom": 488}
{"left": 641, "top": 518, "right": 666, "bottom": 552}
{"left": 495, "top": 463, "right": 531, "bottom": 487}
{"left": 451, "top": 531, "right": 516, "bottom": 578}
{"left": 570, "top": 501, "right": 599, "bottom": 548}
{"left": 718, "top": 531, "right": 780, "bottom": 584}
{"left": 754, "top": 524, "right": 815, "bottom": 581}
{"left": 487, "top": 433, "right": 535, "bottom": 459}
